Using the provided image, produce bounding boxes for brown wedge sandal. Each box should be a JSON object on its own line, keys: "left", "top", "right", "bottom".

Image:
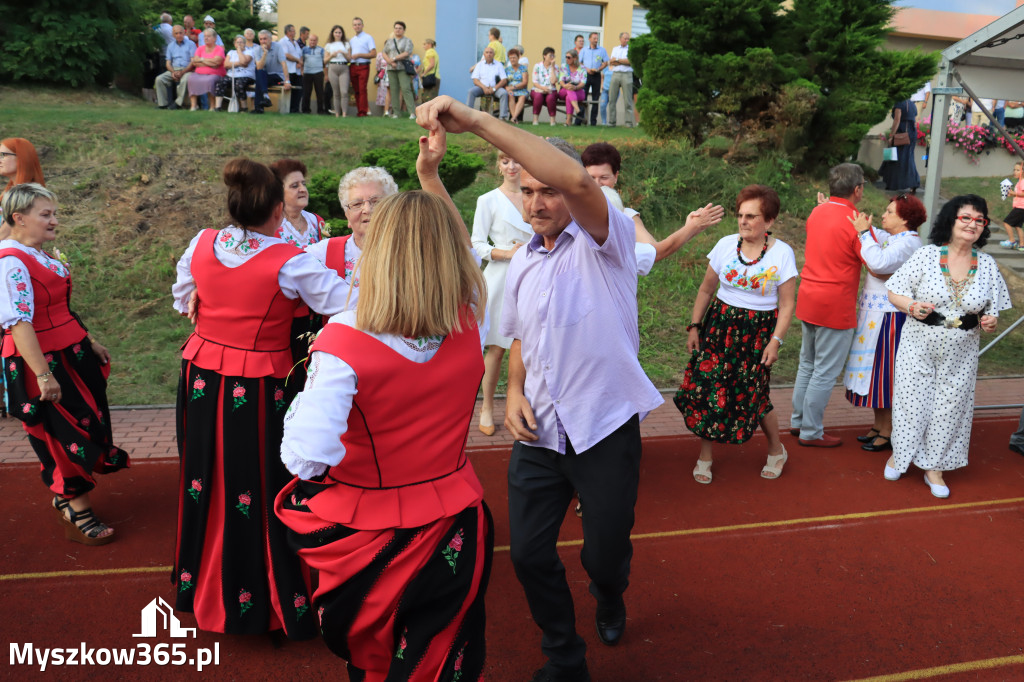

{"left": 55, "top": 498, "right": 115, "bottom": 546}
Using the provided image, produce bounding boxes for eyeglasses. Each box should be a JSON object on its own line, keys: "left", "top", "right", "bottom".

{"left": 736, "top": 213, "right": 762, "bottom": 220}
{"left": 345, "top": 196, "right": 382, "bottom": 212}
{"left": 565, "top": 55, "right": 576, "bottom": 59}
{"left": 894, "top": 193, "right": 908, "bottom": 201}
{"left": 956, "top": 214, "right": 989, "bottom": 227}
{"left": 0, "top": 152, "right": 15, "bottom": 159}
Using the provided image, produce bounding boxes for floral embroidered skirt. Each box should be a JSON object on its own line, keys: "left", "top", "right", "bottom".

{"left": 4, "top": 336, "right": 128, "bottom": 497}
{"left": 278, "top": 487, "right": 493, "bottom": 682}
{"left": 174, "top": 359, "right": 316, "bottom": 639}
{"left": 674, "top": 300, "right": 776, "bottom": 444}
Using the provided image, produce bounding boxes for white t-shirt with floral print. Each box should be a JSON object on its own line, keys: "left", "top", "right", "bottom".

{"left": 707, "top": 234, "right": 798, "bottom": 311}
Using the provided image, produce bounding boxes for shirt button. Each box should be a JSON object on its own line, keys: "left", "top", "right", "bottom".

{"left": 555, "top": 400, "right": 560, "bottom": 404}
{"left": 541, "top": 292, "right": 546, "bottom": 297}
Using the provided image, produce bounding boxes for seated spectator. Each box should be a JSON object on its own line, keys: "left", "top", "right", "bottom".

{"left": 201, "top": 15, "right": 224, "bottom": 47}
{"left": 188, "top": 28, "right": 226, "bottom": 111}
{"left": 301, "top": 33, "right": 326, "bottom": 114}
{"left": 155, "top": 25, "right": 195, "bottom": 110}
{"left": 183, "top": 15, "right": 200, "bottom": 44}
{"left": 557, "top": 49, "right": 586, "bottom": 127}
{"left": 530, "top": 47, "right": 557, "bottom": 126}
{"left": 510, "top": 44, "right": 528, "bottom": 70}
{"left": 506, "top": 48, "right": 528, "bottom": 125}
{"left": 215, "top": 35, "right": 255, "bottom": 112}
{"left": 466, "top": 46, "right": 509, "bottom": 121}
{"left": 252, "top": 29, "right": 290, "bottom": 115}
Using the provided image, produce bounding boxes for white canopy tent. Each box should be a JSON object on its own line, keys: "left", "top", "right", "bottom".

{"left": 924, "top": 5, "right": 1024, "bottom": 237}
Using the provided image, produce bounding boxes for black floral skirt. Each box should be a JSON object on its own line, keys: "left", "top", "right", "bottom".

{"left": 674, "top": 299, "right": 776, "bottom": 444}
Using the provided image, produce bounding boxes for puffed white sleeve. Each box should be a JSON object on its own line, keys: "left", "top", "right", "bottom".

{"left": 0, "top": 256, "right": 34, "bottom": 329}
{"left": 859, "top": 230, "right": 920, "bottom": 275}
{"left": 304, "top": 239, "right": 330, "bottom": 266}
{"left": 634, "top": 242, "right": 656, "bottom": 277}
{"left": 981, "top": 255, "right": 1012, "bottom": 316}
{"left": 278, "top": 251, "right": 354, "bottom": 316}
{"left": 471, "top": 193, "right": 496, "bottom": 261}
{"left": 171, "top": 235, "right": 201, "bottom": 314}
{"left": 886, "top": 245, "right": 930, "bottom": 298}
{"left": 279, "top": 350, "right": 356, "bottom": 479}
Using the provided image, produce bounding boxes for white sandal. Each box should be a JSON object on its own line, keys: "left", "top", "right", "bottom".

{"left": 761, "top": 446, "right": 788, "bottom": 480}
{"left": 693, "top": 459, "right": 713, "bottom": 484}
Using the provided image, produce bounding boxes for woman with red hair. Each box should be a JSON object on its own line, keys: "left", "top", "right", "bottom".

{"left": 1, "top": 139, "right": 45, "bottom": 240}
{"left": 844, "top": 194, "right": 925, "bottom": 453}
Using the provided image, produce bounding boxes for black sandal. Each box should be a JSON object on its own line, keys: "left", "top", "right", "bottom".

{"left": 861, "top": 435, "right": 892, "bottom": 452}
{"left": 856, "top": 428, "right": 880, "bottom": 444}
{"left": 55, "top": 501, "right": 115, "bottom": 546}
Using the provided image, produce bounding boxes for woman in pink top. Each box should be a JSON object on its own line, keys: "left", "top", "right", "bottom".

{"left": 188, "top": 28, "right": 226, "bottom": 111}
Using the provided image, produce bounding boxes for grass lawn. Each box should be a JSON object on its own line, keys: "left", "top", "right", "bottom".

{"left": 3, "top": 85, "right": 1021, "bottom": 405}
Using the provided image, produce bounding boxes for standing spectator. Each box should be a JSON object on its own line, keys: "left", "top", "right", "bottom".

{"left": 607, "top": 32, "right": 634, "bottom": 128}
{"left": 156, "top": 12, "right": 174, "bottom": 45}
{"left": 301, "top": 34, "right": 326, "bottom": 114}
{"left": 374, "top": 51, "right": 391, "bottom": 116}
{"left": 557, "top": 49, "right": 586, "bottom": 128}
{"left": 383, "top": 21, "right": 416, "bottom": 119}
{"left": 201, "top": 15, "right": 223, "bottom": 47}
{"left": 416, "top": 96, "right": 663, "bottom": 682}
{"left": 530, "top": 47, "right": 558, "bottom": 126}
{"left": 280, "top": 25, "right": 304, "bottom": 113}
{"left": 487, "top": 27, "right": 506, "bottom": 64}
{"left": 911, "top": 81, "right": 930, "bottom": 117}
{"left": 883, "top": 195, "right": 1010, "bottom": 497}
{"left": 187, "top": 29, "right": 225, "bottom": 111}
{"left": 843, "top": 194, "right": 925, "bottom": 452}
{"left": 999, "top": 161, "right": 1024, "bottom": 249}
{"left": 183, "top": 15, "right": 200, "bottom": 44}
{"left": 879, "top": 99, "right": 920, "bottom": 193}
{"left": 214, "top": 35, "right": 255, "bottom": 112}
{"left": 467, "top": 47, "right": 509, "bottom": 121}
{"left": 296, "top": 26, "right": 309, "bottom": 48}
{"left": 598, "top": 62, "right": 611, "bottom": 125}
{"left": 155, "top": 25, "right": 195, "bottom": 110}
{"left": 790, "top": 163, "right": 865, "bottom": 448}
{"left": 579, "top": 32, "right": 607, "bottom": 126}
{"left": 506, "top": 48, "right": 529, "bottom": 124}
{"left": 349, "top": 17, "right": 377, "bottom": 117}
{"left": 419, "top": 38, "right": 440, "bottom": 103}
{"left": 573, "top": 34, "right": 585, "bottom": 54}
{"left": 325, "top": 25, "right": 350, "bottom": 117}
{"left": 251, "top": 29, "right": 290, "bottom": 115}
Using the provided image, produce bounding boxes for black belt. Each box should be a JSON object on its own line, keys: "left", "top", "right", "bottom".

{"left": 919, "top": 311, "right": 979, "bottom": 330}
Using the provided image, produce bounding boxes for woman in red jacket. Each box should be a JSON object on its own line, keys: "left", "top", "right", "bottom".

{"left": 276, "top": 132, "right": 492, "bottom": 681}
{"left": 1, "top": 183, "right": 127, "bottom": 544}
{"left": 171, "top": 158, "right": 353, "bottom": 638}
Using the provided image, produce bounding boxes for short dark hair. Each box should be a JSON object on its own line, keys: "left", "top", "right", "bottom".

{"left": 223, "top": 159, "right": 283, "bottom": 229}
{"left": 394, "top": 20, "right": 406, "bottom": 30}
{"left": 574, "top": 34, "right": 584, "bottom": 42}
{"left": 507, "top": 47, "right": 520, "bottom": 57}
{"left": 489, "top": 27, "right": 500, "bottom": 39}
{"left": 929, "top": 194, "right": 991, "bottom": 248}
{"left": 542, "top": 46, "right": 555, "bottom": 57}
{"left": 269, "top": 158, "right": 308, "bottom": 182}
{"left": 891, "top": 194, "right": 927, "bottom": 231}
{"left": 735, "top": 185, "right": 781, "bottom": 222}
{"left": 544, "top": 137, "right": 581, "bottom": 165}
{"left": 299, "top": 26, "right": 309, "bottom": 33}
{"left": 828, "top": 163, "right": 864, "bottom": 198}
{"left": 581, "top": 143, "right": 621, "bottom": 175}
{"left": 589, "top": 32, "right": 599, "bottom": 38}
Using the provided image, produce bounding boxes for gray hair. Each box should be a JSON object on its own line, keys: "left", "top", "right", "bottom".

{"left": 2, "top": 183, "right": 56, "bottom": 225}
{"left": 544, "top": 137, "right": 582, "bottom": 165}
{"left": 244, "top": 28, "right": 255, "bottom": 39}
{"left": 337, "top": 167, "right": 399, "bottom": 207}
{"left": 203, "top": 27, "right": 216, "bottom": 38}
{"left": 258, "top": 29, "right": 272, "bottom": 39}
{"left": 828, "top": 162, "right": 865, "bottom": 198}
{"left": 160, "top": 12, "right": 172, "bottom": 23}
{"left": 283, "top": 24, "right": 295, "bottom": 33}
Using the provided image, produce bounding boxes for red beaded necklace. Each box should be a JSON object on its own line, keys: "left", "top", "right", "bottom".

{"left": 736, "top": 233, "right": 769, "bottom": 267}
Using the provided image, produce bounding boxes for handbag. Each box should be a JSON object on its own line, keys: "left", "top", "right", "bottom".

{"left": 892, "top": 131, "right": 911, "bottom": 146}
{"left": 422, "top": 73, "right": 438, "bottom": 89}
{"left": 403, "top": 59, "right": 417, "bottom": 76}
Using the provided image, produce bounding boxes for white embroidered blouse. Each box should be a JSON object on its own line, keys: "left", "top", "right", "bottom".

{"left": 0, "top": 240, "right": 69, "bottom": 329}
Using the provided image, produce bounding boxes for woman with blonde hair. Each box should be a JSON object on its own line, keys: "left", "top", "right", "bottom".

{"left": 277, "top": 131, "right": 493, "bottom": 682}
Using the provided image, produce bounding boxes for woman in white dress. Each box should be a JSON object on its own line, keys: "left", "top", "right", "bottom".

{"left": 843, "top": 194, "right": 925, "bottom": 452}
{"left": 884, "top": 195, "right": 1011, "bottom": 498}
{"left": 470, "top": 152, "right": 533, "bottom": 435}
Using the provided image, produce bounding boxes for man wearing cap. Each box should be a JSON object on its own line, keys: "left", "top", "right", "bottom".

{"left": 202, "top": 15, "right": 224, "bottom": 47}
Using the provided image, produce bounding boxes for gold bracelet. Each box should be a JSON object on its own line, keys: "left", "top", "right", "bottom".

{"left": 37, "top": 371, "right": 52, "bottom": 382}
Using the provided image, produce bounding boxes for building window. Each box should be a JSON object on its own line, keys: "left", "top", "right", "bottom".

{"left": 632, "top": 8, "right": 651, "bottom": 37}
{"left": 562, "top": 2, "right": 603, "bottom": 59}
{"left": 478, "top": 1, "right": 522, "bottom": 63}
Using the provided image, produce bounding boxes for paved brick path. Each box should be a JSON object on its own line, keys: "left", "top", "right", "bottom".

{"left": 2, "top": 378, "right": 1020, "bottom": 464}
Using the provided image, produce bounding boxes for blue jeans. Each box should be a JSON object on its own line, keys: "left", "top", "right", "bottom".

{"left": 790, "top": 322, "right": 855, "bottom": 440}
{"left": 599, "top": 89, "right": 609, "bottom": 125}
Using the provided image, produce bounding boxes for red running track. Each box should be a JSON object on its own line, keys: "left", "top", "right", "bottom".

{"left": 2, "top": 418, "right": 1023, "bottom": 681}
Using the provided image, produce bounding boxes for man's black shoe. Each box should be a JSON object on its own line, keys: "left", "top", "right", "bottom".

{"left": 595, "top": 599, "right": 626, "bottom": 646}
{"left": 250, "top": 108, "right": 264, "bottom": 114}
{"left": 1010, "top": 442, "right": 1024, "bottom": 457}
{"left": 530, "top": 661, "right": 590, "bottom": 682}
{"left": 156, "top": 105, "right": 168, "bottom": 109}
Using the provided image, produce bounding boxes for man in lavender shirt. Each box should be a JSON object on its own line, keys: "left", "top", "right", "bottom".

{"left": 416, "top": 97, "right": 663, "bottom": 682}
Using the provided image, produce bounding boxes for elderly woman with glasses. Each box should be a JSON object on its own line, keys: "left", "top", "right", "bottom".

{"left": 304, "top": 167, "right": 399, "bottom": 304}
{"left": 843, "top": 193, "right": 925, "bottom": 453}
{"left": 557, "top": 49, "right": 586, "bottom": 126}
{"left": 883, "top": 195, "right": 1010, "bottom": 498}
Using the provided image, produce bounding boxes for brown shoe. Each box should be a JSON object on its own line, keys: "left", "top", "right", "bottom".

{"left": 798, "top": 433, "right": 842, "bottom": 448}
{"left": 789, "top": 428, "right": 800, "bottom": 437}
